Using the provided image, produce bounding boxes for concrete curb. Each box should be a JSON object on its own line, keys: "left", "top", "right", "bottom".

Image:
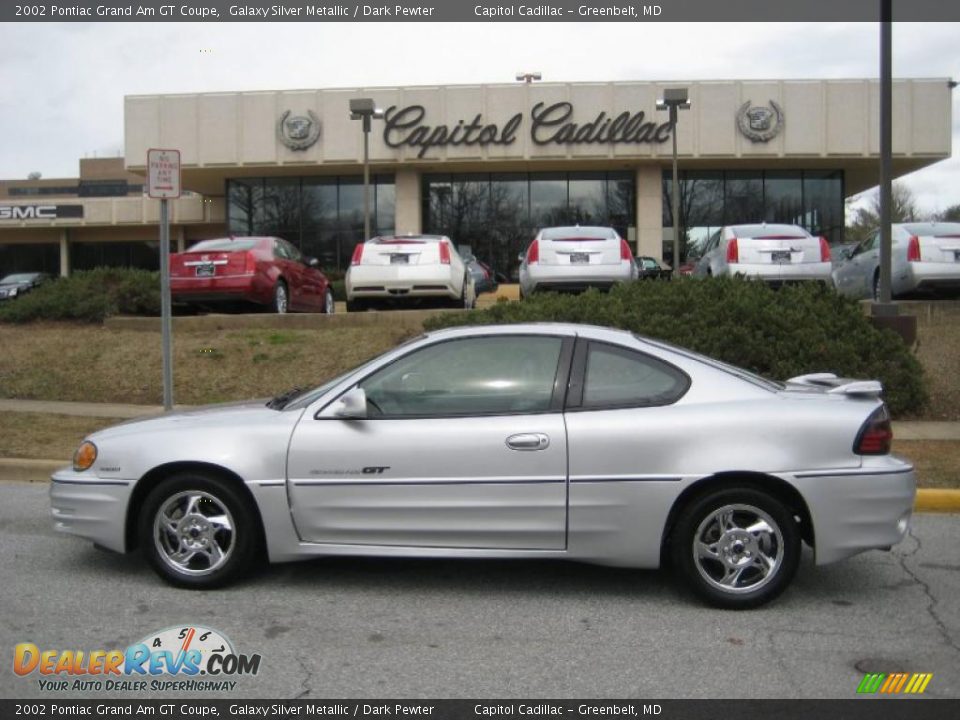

{"left": 2, "top": 458, "right": 958, "bottom": 513}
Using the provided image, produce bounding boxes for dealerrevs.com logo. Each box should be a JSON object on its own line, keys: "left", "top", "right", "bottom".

{"left": 13, "top": 625, "right": 262, "bottom": 692}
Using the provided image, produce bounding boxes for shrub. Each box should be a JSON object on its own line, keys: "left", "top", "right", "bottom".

{"left": 0, "top": 267, "right": 161, "bottom": 323}
{"left": 423, "top": 277, "right": 927, "bottom": 417}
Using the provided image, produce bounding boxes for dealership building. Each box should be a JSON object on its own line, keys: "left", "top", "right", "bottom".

{"left": 0, "top": 78, "right": 953, "bottom": 277}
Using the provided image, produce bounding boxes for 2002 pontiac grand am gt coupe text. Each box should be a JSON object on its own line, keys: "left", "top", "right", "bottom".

{"left": 50, "top": 324, "right": 915, "bottom": 609}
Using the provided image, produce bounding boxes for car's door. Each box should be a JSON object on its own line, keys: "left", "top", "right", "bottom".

{"left": 286, "top": 334, "right": 573, "bottom": 549}
{"left": 282, "top": 239, "right": 324, "bottom": 310}
{"left": 835, "top": 232, "right": 879, "bottom": 298}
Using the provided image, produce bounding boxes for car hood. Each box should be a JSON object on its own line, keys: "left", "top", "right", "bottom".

{"left": 88, "top": 399, "right": 292, "bottom": 440}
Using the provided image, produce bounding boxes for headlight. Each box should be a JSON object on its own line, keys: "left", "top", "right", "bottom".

{"left": 73, "top": 441, "right": 97, "bottom": 472}
{"left": 8, "top": 287, "right": 17, "bottom": 296}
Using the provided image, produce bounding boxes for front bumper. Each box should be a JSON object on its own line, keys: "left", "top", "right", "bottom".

{"left": 50, "top": 468, "right": 134, "bottom": 554}
{"left": 792, "top": 457, "right": 916, "bottom": 565}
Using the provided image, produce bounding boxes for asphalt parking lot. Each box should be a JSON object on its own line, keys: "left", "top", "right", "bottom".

{"left": 1, "top": 480, "right": 958, "bottom": 700}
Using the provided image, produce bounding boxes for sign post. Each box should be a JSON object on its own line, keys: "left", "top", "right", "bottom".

{"left": 147, "top": 149, "right": 181, "bottom": 411}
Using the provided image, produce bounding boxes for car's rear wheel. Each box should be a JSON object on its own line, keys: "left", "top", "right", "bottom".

{"left": 322, "top": 288, "right": 335, "bottom": 314}
{"left": 670, "top": 487, "right": 800, "bottom": 609}
{"left": 139, "top": 472, "right": 262, "bottom": 589}
{"left": 273, "top": 280, "right": 289, "bottom": 314}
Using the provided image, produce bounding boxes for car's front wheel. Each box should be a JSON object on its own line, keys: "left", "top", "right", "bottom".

{"left": 273, "top": 280, "right": 289, "bottom": 314}
{"left": 670, "top": 487, "right": 800, "bottom": 609}
{"left": 139, "top": 472, "right": 262, "bottom": 589}
{"left": 322, "top": 288, "right": 335, "bottom": 314}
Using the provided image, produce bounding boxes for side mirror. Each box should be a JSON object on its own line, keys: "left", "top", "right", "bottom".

{"left": 517, "top": 253, "right": 525, "bottom": 263}
{"left": 334, "top": 387, "right": 368, "bottom": 418}
{"left": 305, "top": 256, "right": 320, "bottom": 268}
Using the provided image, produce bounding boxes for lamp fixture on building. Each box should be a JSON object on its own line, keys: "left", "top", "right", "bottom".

{"left": 516, "top": 71, "right": 542, "bottom": 84}
{"left": 656, "top": 88, "right": 691, "bottom": 269}
{"left": 349, "top": 98, "right": 385, "bottom": 243}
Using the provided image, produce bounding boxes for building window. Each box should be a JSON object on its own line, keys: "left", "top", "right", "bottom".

{"left": 423, "top": 171, "right": 636, "bottom": 278}
{"left": 662, "top": 169, "right": 844, "bottom": 265}
{"left": 226, "top": 175, "right": 395, "bottom": 272}
{"left": 70, "top": 241, "right": 161, "bottom": 272}
{"left": 0, "top": 243, "right": 60, "bottom": 277}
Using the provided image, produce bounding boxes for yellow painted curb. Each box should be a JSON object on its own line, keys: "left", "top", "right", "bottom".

{"left": 915, "top": 489, "right": 960, "bottom": 512}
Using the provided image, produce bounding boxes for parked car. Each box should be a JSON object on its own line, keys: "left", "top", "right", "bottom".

{"left": 0, "top": 272, "right": 50, "bottom": 301}
{"left": 51, "top": 323, "right": 914, "bottom": 609}
{"left": 833, "top": 222, "right": 960, "bottom": 300}
{"left": 636, "top": 256, "right": 672, "bottom": 280}
{"left": 518, "top": 226, "right": 637, "bottom": 298}
{"left": 460, "top": 250, "right": 499, "bottom": 295}
{"left": 345, "top": 234, "right": 476, "bottom": 311}
{"left": 692, "top": 224, "right": 832, "bottom": 284}
{"left": 170, "top": 237, "right": 334, "bottom": 314}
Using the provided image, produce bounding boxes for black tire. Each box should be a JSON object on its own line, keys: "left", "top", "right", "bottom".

{"left": 670, "top": 487, "right": 800, "bottom": 609}
{"left": 322, "top": 288, "right": 335, "bottom": 314}
{"left": 139, "top": 472, "right": 263, "bottom": 589}
{"left": 273, "top": 280, "right": 289, "bottom": 314}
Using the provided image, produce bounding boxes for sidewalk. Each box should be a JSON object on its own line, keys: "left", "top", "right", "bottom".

{"left": 2, "top": 398, "right": 958, "bottom": 439}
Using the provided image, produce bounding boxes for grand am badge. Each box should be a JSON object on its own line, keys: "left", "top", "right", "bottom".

{"left": 277, "top": 109, "right": 321, "bottom": 150}
{"left": 736, "top": 99, "right": 784, "bottom": 143}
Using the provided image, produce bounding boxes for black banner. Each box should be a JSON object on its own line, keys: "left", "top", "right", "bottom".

{"left": 1, "top": 700, "right": 959, "bottom": 720}
{"left": 2, "top": 0, "right": 960, "bottom": 23}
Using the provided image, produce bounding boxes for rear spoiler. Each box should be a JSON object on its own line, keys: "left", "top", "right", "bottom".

{"left": 787, "top": 372, "right": 883, "bottom": 397}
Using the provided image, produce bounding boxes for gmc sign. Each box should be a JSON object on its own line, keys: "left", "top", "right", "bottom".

{"left": 0, "top": 204, "right": 83, "bottom": 221}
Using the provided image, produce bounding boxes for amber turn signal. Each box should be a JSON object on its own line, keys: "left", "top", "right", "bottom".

{"left": 73, "top": 441, "right": 97, "bottom": 472}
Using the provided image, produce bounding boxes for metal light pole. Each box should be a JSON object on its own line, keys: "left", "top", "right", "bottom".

{"left": 877, "top": 0, "right": 893, "bottom": 307}
{"left": 350, "top": 98, "right": 384, "bottom": 243}
{"left": 657, "top": 89, "right": 690, "bottom": 269}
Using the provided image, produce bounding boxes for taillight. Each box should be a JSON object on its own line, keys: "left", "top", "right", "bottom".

{"left": 907, "top": 235, "right": 921, "bottom": 262}
{"left": 439, "top": 241, "right": 451, "bottom": 265}
{"left": 854, "top": 405, "right": 893, "bottom": 455}
{"left": 244, "top": 252, "right": 257, "bottom": 274}
{"left": 819, "top": 237, "right": 831, "bottom": 262}
{"left": 351, "top": 244, "right": 365, "bottom": 266}
{"left": 726, "top": 237, "right": 739, "bottom": 264}
{"left": 620, "top": 238, "right": 633, "bottom": 261}
{"left": 526, "top": 239, "right": 540, "bottom": 264}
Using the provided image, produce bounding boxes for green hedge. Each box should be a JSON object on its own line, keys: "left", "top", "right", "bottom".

{"left": 423, "top": 277, "right": 927, "bottom": 417}
{"left": 0, "top": 268, "right": 160, "bottom": 323}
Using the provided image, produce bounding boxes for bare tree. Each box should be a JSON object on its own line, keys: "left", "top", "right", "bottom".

{"left": 846, "top": 181, "right": 922, "bottom": 245}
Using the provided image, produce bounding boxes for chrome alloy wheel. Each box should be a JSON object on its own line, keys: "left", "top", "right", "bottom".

{"left": 324, "top": 289, "right": 335, "bottom": 314}
{"left": 153, "top": 491, "right": 236, "bottom": 577}
{"left": 275, "top": 283, "right": 289, "bottom": 313}
{"left": 692, "top": 503, "right": 784, "bottom": 594}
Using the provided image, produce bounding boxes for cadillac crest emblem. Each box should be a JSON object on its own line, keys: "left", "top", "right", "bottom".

{"left": 736, "top": 100, "right": 784, "bottom": 143}
{"left": 277, "top": 110, "right": 321, "bottom": 150}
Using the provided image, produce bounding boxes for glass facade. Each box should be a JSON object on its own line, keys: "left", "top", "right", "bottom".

{"left": 423, "top": 171, "right": 636, "bottom": 277}
{"left": 227, "top": 175, "right": 395, "bottom": 271}
{"left": 71, "top": 241, "right": 161, "bottom": 272}
{"left": 0, "top": 243, "right": 59, "bottom": 277}
{"left": 662, "top": 169, "right": 844, "bottom": 265}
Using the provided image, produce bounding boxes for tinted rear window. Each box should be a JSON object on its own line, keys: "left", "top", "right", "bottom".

{"left": 541, "top": 226, "right": 616, "bottom": 241}
{"left": 731, "top": 225, "right": 809, "bottom": 239}
{"left": 903, "top": 223, "right": 960, "bottom": 236}
{"left": 188, "top": 239, "right": 259, "bottom": 252}
{"left": 374, "top": 235, "right": 444, "bottom": 244}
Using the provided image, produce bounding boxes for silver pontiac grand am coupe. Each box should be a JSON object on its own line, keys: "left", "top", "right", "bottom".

{"left": 51, "top": 323, "right": 915, "bottom": 609}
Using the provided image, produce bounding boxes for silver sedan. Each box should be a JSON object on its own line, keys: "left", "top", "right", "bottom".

{"left": 51, "top": 324, "right": 915, "bottom": 609}
{"left": 518, "top": 226, "right": 637, "bottom": 298}
{"left": 833, "top": 222, "right": 960, "bottom": 299}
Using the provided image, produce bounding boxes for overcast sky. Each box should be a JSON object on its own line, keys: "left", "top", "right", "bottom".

{"left": 1, "top": 21, "right": 958, "bottom": 214}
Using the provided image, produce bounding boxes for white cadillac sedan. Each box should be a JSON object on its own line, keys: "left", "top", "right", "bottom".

{"left": 518, "top": 226, "right": 638, "bottom": 298}
{"left": 692, "top": 224, "right": 833, "bottom": 284}
{"left": 345, "top": 234, "right": 476, "bottom": 311}
{"left": 51, "top": 324, "right": 915, "bottom": 609}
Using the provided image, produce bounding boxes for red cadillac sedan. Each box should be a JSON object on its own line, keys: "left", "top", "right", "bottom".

{"left": 171, "top": 236, "right": 335, "bottom": 314}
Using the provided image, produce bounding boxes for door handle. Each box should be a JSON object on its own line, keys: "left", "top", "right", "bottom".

{"left": 505, "top": 433, "right": 550, "bottom": 451}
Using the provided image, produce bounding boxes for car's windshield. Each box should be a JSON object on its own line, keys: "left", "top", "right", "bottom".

{"left": 188, "top": 238, "right": 259, "bottom": 252}
{"left": 0, "top": 273, "right": 39, "bottom": 284}
{"left": 541, "top": 226, "right": 616, "bottom": 241}
{"left": 638, "top": 335, "right": 784, "bottom": 391}
{"left": 902, "top": 222, "right": 960, "bottom": 236}
{"left": 283, "top": 334, "right": 428, "bottom": 410}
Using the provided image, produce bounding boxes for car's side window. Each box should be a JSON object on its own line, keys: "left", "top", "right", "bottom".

{"left": 581, "top": 342, "right": 689, "bottom": 409}
{"left": 273, "top": 241, "right": 289, "bottom": 260}
{"left": 283, "top": 240, "right": 303, "bottom": 263}
{"left": 359, "top": 336, "right": 564, "bottom": 417}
